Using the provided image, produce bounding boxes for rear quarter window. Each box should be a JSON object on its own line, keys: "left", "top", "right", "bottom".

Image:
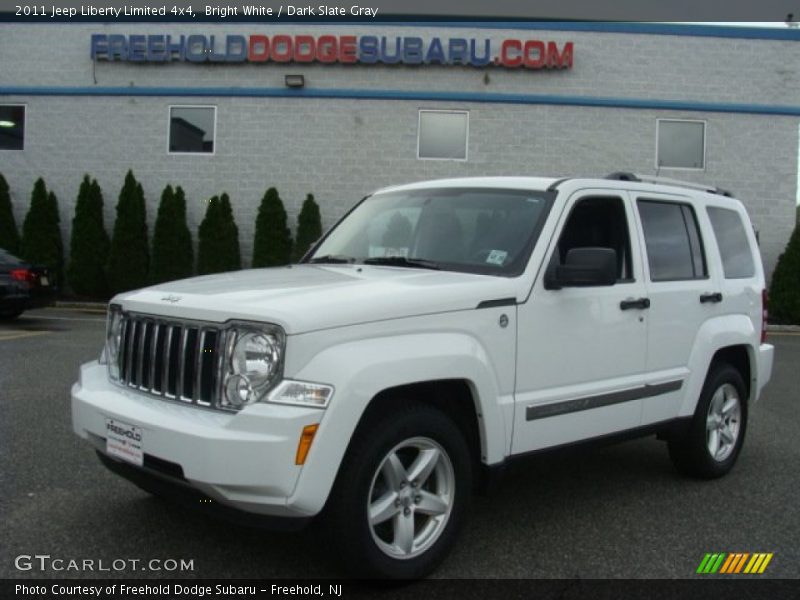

{"left": 706, "top": 206, "right": 756, "bottom": 279}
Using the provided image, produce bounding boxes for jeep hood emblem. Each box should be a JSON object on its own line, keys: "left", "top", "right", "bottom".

{"left": 161, "top": 294, "right": 182, "bottom": 303}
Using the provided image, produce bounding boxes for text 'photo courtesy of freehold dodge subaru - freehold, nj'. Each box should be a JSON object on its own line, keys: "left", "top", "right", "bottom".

{"left": 71, "top": 173, "right": 774, "bottom": 579}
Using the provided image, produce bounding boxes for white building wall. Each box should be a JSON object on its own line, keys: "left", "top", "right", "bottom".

{"left": 1, "top": 23, "right": 797, "bottom": 275}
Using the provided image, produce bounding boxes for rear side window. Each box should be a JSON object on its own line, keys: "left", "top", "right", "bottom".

{"left": 707, "top": 207, "right": 756, "bottom": 279}
{"left": 638, "top": 200, "right": 707, "bottom": 281}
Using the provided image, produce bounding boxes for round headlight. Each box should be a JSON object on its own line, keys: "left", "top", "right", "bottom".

{"left": 231, "top": 332, "right": 280, "bottom": 387}
{"left": 224, "top": 373, "right": 253, "bottom": 409}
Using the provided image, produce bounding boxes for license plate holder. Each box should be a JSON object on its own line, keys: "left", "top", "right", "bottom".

{"left": 105, "top": 418, "right": 143, "bottom": 466}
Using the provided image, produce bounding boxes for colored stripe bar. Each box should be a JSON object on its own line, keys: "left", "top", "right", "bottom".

{"left": 758, "top": 554, "right": 774, "bottom": 574}
{"left": 710, "top": 553, "right": 726, "bottom": 574}
{"left": 719, "top": 554, "right": 736, "bottom": 574}
{"left": 734, "top": 553, "right": 750, "bottom": 573}
{"left": 697, "top": 554, "right": 712, "bottom": 574}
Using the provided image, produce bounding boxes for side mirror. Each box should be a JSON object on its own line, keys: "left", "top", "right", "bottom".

{"left": 545, "top": 247, "right": 617, "bottom": 289}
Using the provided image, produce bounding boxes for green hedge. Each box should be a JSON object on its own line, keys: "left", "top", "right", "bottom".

{"left": 67, "top": 175, "right": 110, "bottom": 298}
{"left": 252, "top": 187, "right": 292, "bottom": 267}
{"left": 769, "top": 223, "right": 800, "bottom": 324}
{"left": 151, "top": 184, "right": 194, "bottom": 284}
{"left": 293, "top": 194, "right": 322, "bottom": 262}
{"left": 21, "top": 178, "right": 64, "bottom": 286}
{"left": 0, "top": 173, "right": 21, "bottom": 254}
{"left": 107, "top": 170, "right": 149, "bottom": 294}
{"left": 198, "top": 193, "right": 241, "bottom": 275}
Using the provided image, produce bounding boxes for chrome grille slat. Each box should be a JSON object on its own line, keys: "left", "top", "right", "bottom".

{"left": 137, "top": 321, "right": 148, "bottom": 391}
{"left": 162, "top": 325, "right": 173, "bottom": 398}
{"left": 195, "top": 329, "right": 207, "bottom": 405}
{"left": 149, "top": 323, "right": 160, "bottom": 393}
{"left": 126, "top": 319, "right": 138, "bottom": 387}
{"left": 114, "top": 315, "right": 222, "bottom": 409}
{"left": 178, "top": 326, "right": 190, "bottom": 402}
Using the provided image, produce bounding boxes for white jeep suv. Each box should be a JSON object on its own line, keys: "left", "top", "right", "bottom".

{"left": 72, "top": 173, "right": 774, "bottom": 578}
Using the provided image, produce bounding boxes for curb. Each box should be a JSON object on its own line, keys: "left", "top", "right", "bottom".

{"left": 767, "top": 324, "right": 800, "bottom": 333}
{"left": 55, "top": 301, "right": 108, "bottom": 310}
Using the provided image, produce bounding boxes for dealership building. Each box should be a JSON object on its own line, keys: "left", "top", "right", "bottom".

{"left": 1, "top": 21, "right": 798, "bottom": 277}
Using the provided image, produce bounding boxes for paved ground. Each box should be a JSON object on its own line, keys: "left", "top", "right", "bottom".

{"left": 0, "top": 307, "right": 798, "bottom": 579}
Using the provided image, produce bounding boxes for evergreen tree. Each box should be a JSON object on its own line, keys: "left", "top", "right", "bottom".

{"left": 769, "top": 223, "right": 800, "bottom": 324}
{"left": 197, "top": 193, "right": 241, "bottom": 275}
{"left": 106, "top": 171, "right": 149, "bottom": 294}
{"left": 0, "top": 173, "right": 21, "bottom": 254}
{"left": 293, "top": 194, "right": 322, "bottom": 261}
{"left": 67, "top": 175, "right": 110, "bottom": 298}
{"left": 150, "top": 184, "right": 194, "bottom": 284}
{"left": 21, "top": 178, "right": 64, "bottom": 286}
{"left": 252, "top": 187, "right": 292, "bottom": 267}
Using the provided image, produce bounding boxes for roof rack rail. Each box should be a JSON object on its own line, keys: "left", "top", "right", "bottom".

{"left": 605, "top": 172, "right": 733, "bottom": 197}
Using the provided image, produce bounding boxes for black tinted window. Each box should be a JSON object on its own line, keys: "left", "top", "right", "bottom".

{"left": 638, "top": 200, "right": 707, "bottom": 281}
{"left": 707, "top": 207, "right": 755, "bottom": 279}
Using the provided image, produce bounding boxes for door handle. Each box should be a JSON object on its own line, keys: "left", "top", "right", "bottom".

{"left": 700, "top": 292, "right": 723, "bottom": 304}
{"left": 620, "top": 297, "right": 651, "bottom": 310}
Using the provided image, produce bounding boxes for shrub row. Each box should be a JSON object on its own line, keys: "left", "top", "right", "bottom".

{"left": 0, "top": 171, "right": 322, "bottom": 299}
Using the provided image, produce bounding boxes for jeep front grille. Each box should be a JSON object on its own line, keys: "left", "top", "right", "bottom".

{"left": 116, "top": 316, "right": 223, "bottom": 408}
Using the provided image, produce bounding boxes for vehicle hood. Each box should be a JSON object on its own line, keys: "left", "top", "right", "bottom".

{"left": 115, "top": 265, "right": 518, "bottom": 334}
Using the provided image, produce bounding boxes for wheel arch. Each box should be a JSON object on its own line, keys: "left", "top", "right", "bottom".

{"left": 286, "top": 333, "right": 508, "bottom": 516}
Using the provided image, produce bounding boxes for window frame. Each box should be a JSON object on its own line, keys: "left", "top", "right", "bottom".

{"left": 637, "top": 198, "right": 709, "bottom": 283}
{"left": 0, "top": 104, "right": 26, "bottom": 152}
{"left": 416, "top": 109, "right": 469, "bottom": 162}
{"left": 655, "top": 118, "right": 707, "bottom": 171}
{"left": 167, "top": 104, "right": 217, "bottom": 156}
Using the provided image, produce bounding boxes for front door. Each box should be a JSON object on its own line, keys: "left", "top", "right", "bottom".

{"left": 512, "top": 191, "right": 649, "bottom": 454}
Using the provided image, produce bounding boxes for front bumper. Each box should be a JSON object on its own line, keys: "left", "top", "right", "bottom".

{"left": 71, "top": 361, "right": 323, "bottom": 518}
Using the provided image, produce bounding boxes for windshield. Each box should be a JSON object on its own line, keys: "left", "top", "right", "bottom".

{"left": 308, "top": 187, "right": 554, "bottom": 276}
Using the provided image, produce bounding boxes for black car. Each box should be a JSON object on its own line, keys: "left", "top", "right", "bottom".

{"left": 0, "top": 249, "right": 57, "bottom": 319}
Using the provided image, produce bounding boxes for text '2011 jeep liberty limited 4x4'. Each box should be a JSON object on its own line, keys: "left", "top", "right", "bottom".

{"left": 72, "top": 173, "right": 773, "bottom": 578}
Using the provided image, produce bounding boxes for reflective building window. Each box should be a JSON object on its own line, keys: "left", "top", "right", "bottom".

{"left": 418, "top": 110, "right": 468, "bottom": 160}
{"left": 656, "top": 119, "right": 705, "bottom": 170}
{"left": 169, "top": 106, "right": 216, "bottom": 154}
{"left": 0, "top": 105, "right": 25, "bottom": 151}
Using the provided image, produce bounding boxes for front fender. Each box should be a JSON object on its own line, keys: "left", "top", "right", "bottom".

{"left": 286, "top": 332, "right": 507, "bottom": 515}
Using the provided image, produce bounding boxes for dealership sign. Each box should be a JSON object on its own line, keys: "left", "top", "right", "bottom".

{"left": 90, "top": 34, "right": 574, "bottom": 69}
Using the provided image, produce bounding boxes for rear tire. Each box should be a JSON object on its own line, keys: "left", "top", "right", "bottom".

{"left": 325, "top": 401, "right": 472, "bottom": 579}
{"left": 668, "top": 362, "right": 748, "bottom": 479}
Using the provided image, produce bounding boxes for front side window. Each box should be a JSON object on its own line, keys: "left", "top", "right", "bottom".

{"left": 656, "top": 119, "right": 705, "bottom": 170}
{"left": 707, "top": 206, "right": 755, "bottom": 279}
{"left": 552, "top": 196, "right": 634, "bottom": 282}
{"left": 309, "top": 187, "right": 554, "bottom": 276}
{"left": 638, "top": 200, "right": 707, "bottom": 282}
{"left": 169, "top": 106, "right": 216, "bottom": 154}
{"left": 417, "top": 110, "right": 468, "bottom": 160}
{"left": 0, "top": 105, "right": 25, "bottom": 151}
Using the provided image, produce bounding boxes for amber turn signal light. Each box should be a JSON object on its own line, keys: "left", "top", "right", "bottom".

{"left": 295, "top": 424, "right": 319, "bottom": 465}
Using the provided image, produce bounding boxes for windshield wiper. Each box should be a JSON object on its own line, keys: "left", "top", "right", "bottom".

{"left": 362, "top": 256, "right": 441, "bottom": 270}
{"left": 308, "top": 255, "right": 356, "bottom": 264}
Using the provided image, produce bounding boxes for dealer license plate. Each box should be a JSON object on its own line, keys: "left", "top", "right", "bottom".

{"left": 105, "top": 418, "right": 143, "bottom": 466}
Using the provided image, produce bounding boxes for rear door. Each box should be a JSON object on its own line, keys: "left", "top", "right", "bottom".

{"left": 632, "top": 193, "right": 721, "bottom": 424}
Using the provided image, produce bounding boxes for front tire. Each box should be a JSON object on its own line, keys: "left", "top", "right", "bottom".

{"left": 325, "top": 402, "right": 472, "bottom": 579}
{"left": 668, "top": 362, "right": 748, "bottom": 479}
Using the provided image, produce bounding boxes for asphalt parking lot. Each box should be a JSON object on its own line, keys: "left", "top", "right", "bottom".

{"left": 0, "top": 307, "right": 798, "bottom": 580}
